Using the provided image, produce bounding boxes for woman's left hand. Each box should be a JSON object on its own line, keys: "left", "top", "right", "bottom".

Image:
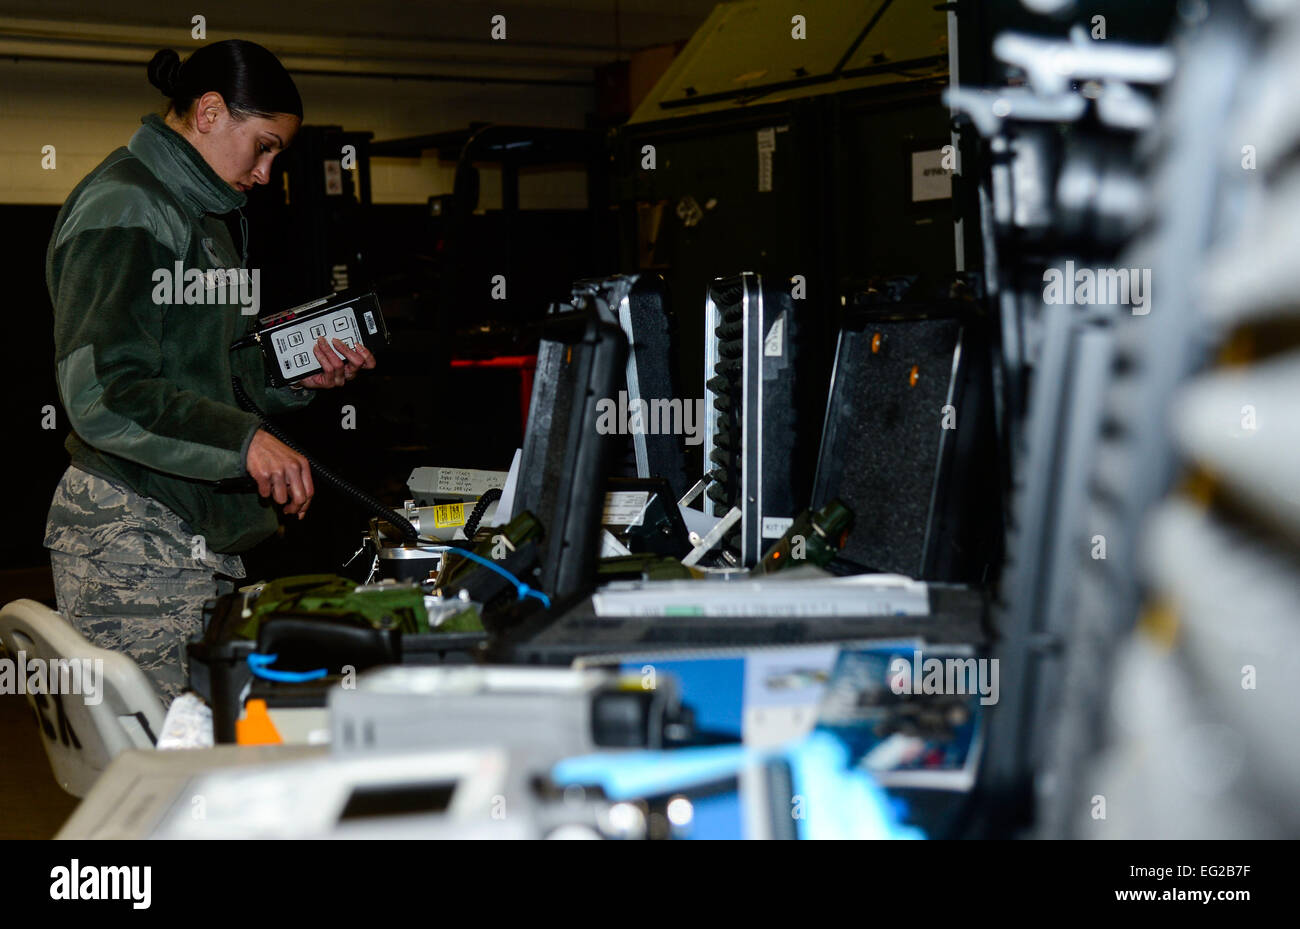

{"left": 299, "top": 336, "right": 376, "bottom": 389}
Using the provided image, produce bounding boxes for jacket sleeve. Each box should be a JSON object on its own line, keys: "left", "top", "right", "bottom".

{"left": 259, "top": 383, "right": 318, "bottom": 416}
{"left": 230, "top": 334, "right": 318, "bottom": 417}
{"left": 50, "top": 225, "right": 262, "bottom": 481}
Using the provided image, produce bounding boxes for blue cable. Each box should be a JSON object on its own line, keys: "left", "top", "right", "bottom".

{"left": 424, "top": 543, "right": 552, "bottom": 609}
{"left": 243, "top": 540, "right": 547, "bottom": 684}
{"left": 247, "top": 652, "right": 329, "bottom": 683}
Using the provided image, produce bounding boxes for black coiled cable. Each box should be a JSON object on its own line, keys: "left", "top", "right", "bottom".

{"left": 462, "top": 487, "right": 502, "bottom": 540}
{"left": 230, "top": 375, "right": 420, "bottom": 542}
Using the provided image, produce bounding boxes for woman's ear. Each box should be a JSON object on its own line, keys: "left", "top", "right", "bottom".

{"left": 194, "top": 91, "right": 228, "bottom": 135}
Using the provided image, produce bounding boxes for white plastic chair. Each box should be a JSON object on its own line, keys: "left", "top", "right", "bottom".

{"left": 0, "top": 598, "right": 165, "bottom": 797}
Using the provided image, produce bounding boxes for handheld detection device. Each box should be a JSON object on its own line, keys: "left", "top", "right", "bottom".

{"left": 235, "top": 290, "right": 388, "bottom": 386}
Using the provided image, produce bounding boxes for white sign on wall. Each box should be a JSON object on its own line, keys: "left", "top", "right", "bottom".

{"left": 910, "top": 149, "right": 952, "bottom": 202}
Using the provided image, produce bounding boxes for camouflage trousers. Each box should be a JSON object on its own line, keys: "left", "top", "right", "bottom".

{"left": 46, "top": 465, "right": 246, "bottom": 709}
{"left": 49, "top": 552, "right": 236, "bottom": 709}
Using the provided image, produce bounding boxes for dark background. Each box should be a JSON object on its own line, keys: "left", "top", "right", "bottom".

{"left": 5, "top": 0, "right": 1182, "bottom": 581}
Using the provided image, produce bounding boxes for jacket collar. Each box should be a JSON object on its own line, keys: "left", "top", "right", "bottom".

{"left": 128, "top": 113, "right": 247, "bottom": 217}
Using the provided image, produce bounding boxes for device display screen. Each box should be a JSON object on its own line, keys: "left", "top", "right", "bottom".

{"left": 338, "top": 781, "right": 457, "bottom": 821}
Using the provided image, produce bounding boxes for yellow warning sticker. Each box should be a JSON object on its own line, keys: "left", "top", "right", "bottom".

{"left": 432, "top": 503, "right": 466, "bottom": 528}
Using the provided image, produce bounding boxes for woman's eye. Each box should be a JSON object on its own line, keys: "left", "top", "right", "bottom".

{"left": 258, "top": 144, "right": 270, "bottom": 154}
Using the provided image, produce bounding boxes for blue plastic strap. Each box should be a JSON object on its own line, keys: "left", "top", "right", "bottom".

{"left": 246, "top": 651, "right": 328, "bottom": 683}
{"left": 431, "top": 545, "right": 552, "bottom": 609}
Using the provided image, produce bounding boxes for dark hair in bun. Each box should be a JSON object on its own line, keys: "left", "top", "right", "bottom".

{"left": 146, "top": 48, "right": 182, "bottom": 97}
{"left": 146, "top": 40, "right": 302, "bottom": 120}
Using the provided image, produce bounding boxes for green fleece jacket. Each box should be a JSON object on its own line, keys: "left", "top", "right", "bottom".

{"left": 47, "top": 113, "right": 314, "bottom": 553}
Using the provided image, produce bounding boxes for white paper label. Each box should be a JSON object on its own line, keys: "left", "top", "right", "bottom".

{"left": 764, "top": 313, "right": 785, "bottom": 357}
{"left": 762, "top": 516, "right": 794, "bottom": 538}
{"left": 324, "top": 160, "right": 344, "bottom": 195}
{"left": 603, "top": 491, "right": 650, "bottom": 526}
{"left": 434, "top": 468, "right": 506, "bottom": 497}
{"left": 911, "top": 149, "right": 952, "bottom": 202}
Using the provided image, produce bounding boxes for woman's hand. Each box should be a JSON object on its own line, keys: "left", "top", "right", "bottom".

{"left": 298, "top": 336, "right": 376, "bottom": 389}
{"left": 245, "top": 429, "right": 314, "bottom": 519}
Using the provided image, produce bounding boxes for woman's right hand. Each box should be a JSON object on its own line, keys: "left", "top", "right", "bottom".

{"left": 245, "top": 429, "right": 315, "bottom": 518}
